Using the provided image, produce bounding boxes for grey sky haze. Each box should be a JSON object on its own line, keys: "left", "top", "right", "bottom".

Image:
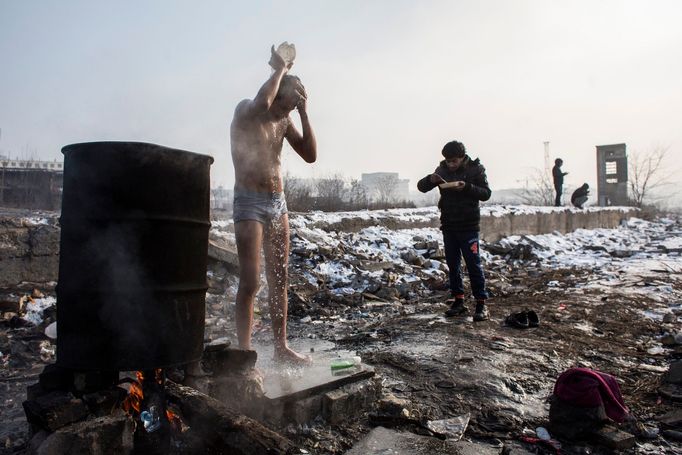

{"left": 1, "top": 0, "right": 680, "bottom": 193}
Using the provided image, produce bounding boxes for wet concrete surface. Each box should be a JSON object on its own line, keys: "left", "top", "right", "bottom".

{"left": 252, "top": 339, "right": 373, "bottom": 400}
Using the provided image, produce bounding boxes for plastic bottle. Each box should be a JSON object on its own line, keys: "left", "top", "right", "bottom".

{"left": 330, "top": 356, "right": 361, "bottom": 372}
{"left": 140, "top": 406, "right": 161, "bottom": 432}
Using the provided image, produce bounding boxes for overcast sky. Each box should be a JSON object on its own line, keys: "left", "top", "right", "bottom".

{"left": 1, "top": 0, "right": 680, "bottom": 192}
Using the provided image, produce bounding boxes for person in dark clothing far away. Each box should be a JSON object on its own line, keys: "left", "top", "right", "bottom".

{"left": 552, "top": 158, "right": 568, "bottom": 206}
{"left": 571, "top": 183, "right": 590, "bottom": 209}
{"left": 417, "top": 140, "right": 492, "bottom": 321}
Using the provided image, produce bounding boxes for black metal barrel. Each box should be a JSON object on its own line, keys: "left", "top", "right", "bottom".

{"left": 56, "top": 142, "right": 213, "bottom": 371}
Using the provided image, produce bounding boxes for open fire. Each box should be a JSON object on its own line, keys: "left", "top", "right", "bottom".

{"left": 122, "top": 369, "right": 185, "bottom": 435}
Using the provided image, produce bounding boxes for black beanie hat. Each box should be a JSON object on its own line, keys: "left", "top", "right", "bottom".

{"left": 442, "top": 141, "right": 466, "bottom": 159}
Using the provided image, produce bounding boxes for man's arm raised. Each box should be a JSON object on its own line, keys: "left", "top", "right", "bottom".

{"left": 237, "top": 46, "right": 290, "bottom": 118}
{"left": 285, "top": 86, "right": 317, "bottom": 163}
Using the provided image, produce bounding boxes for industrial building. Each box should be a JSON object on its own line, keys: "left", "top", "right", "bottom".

{"left": 0, "top": 158, "right": 63, "bottom": 210}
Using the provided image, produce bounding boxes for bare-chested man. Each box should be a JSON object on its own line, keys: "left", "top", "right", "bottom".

{"left": 230, "top": 46, "right": 317, "bottom": 364}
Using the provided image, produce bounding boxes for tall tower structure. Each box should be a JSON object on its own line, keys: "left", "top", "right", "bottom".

{"left": 543, "top": 141, "right": 550, "bottom": 172}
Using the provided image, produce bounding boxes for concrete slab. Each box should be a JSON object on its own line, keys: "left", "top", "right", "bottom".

{"left": 249, "top": 340, "right": 369, "bottom": 399}
{"left": 251, "top": 339, "right": 380, "bottom": 426}
{"left": 344, "top": 427, "right": 500, "bottom": 455}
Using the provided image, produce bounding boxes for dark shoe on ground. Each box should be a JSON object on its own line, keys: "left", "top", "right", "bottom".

{"left": 527, "top": 310, "right": 539, "bottom": 328}
{"left": 473, "top": 301, "right": 489, "bottom": 322}
{"left": 445, "top": 298, "right": 468, "bottom": 317}
{"left": 505, "top": 311, "right": 529, "bottom": 328}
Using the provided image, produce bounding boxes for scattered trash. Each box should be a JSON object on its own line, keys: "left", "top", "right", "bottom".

{"left": 490, "top": 341, "right": 510, "bottom": 351}
{"left": 647, "top": 346, "right": 666, "bottom": 356}
{"left": 505, "top": 310, "right": 539, "bottom": 329}
{"left": 44, "top": 321, "right": 57, "bottom": 339}
{"left": 535, "top": 426, "right": 551, "bottom": 440}
{"left": 425, "top": 413, "right": 470, "bottom": 441}
{"left": 140, "top": 406, "right": 161, "bottom": 432}
{"left": 330, "top": 356, "right": 361, "bottom": 372}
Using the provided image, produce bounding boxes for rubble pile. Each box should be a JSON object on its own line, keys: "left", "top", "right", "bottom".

{"left": 1, "top": 207, "right": 681, "bottom": 454}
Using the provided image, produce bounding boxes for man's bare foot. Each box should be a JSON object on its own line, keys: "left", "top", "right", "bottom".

{"left": 274, "top": 346, "right": 312, "bottom": 366}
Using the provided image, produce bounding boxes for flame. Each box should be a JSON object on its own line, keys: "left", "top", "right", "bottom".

{"left": 122, "top": 371, "right": 145, "bottom": 414}
{"left": 166, "top": 408, "right": 183, "bottom": 432}
{"left": 121, "top": 369, "right": 185, "bottom": 431}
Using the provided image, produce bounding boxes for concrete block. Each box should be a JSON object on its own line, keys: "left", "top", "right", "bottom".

{"left": 323, "top": 378, "right": 381, "bottom": 425}
{"left": 29, "top": 225, "right": 60, "bottom": 257}
{"left": 23, "top": 391, "right": 89, "bottom": 432}
{"left": 31, "top": 413, "right": 134, "bottom": 455}
{"left": 207, "top": 240, "right": 239, "bottom": 273}
{"left": 203, "top": 347, "right": 257, "bottom": 374}
{"left": 593, "top": 425, "right": 636, "bottom": 450}
{"left": 0, "top": 227, "right": 30, "bottom": 259}
{"left": 208, "top": 371, "right": 265, "bottom": 417}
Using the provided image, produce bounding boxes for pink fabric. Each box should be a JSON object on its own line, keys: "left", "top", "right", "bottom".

{"left": 553, "top": 367, "right": 629, "bottom": 423}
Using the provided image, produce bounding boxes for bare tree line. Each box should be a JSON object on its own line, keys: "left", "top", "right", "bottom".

{"left": 283, "top": 173, "right": 415, "bottom": 212}
{"left": 628, "top": 146, "right": 676, "bottom": 208}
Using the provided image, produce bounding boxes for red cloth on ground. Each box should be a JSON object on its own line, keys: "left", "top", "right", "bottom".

{"left": 553, "top": 367, "right": 629, "bottom": 423}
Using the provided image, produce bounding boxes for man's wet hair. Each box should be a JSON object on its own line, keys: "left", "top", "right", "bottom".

{"left": 276, "top": 75, "right": 302, "bottom": 99}
{"left": 555, "top": 158, "right": 563, "bottom": 165}
{"left": 442, "top": 141, "right": 466, "bottom": 159}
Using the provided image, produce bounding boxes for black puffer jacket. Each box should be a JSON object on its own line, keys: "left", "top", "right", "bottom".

{"left": 417, "top": 155, "right": 492, "bottom": 231}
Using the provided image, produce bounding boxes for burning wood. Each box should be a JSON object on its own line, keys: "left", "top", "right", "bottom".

{"left": 122, "top": 371, "right": 145, "bottom": 415}
{"left": 121, "top": 369, "right": 188, "bottom": 435}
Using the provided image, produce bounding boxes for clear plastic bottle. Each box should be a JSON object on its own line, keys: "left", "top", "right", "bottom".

{"left": 140, "top": 406, "right": 161, "bottom": 432}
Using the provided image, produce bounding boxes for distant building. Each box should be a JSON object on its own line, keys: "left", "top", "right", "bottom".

{"left": 211, "top": 186, "right": 233, "bottom": 211}
{"left": 596, "top": 144, "right": 628, "bottom": 206}
{"left": 0, "top": 158, "right": 63, "bottom": 210}
{"left": 360, "top": 172, "right": 410, "bottom": 202}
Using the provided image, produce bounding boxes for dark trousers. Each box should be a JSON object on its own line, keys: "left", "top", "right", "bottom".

{"left": 442, "top": 230, "right": 488, "bottom": 300}
{"left": 554, "top": 186, "right": 562, "bottom": 206}
{"left": 572, "top": 196, "right": 588, "bottom": 209}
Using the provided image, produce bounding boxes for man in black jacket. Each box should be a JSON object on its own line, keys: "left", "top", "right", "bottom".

{"left": 417, "top": 140, "right": 492, "bottom": 321}
{"left": 552, "top": 158, "right": 568, "bottom": 206}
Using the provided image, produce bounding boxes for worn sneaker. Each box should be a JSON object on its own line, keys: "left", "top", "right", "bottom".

{"left": 444, "top": 298, "right": 468, "bottom": 317}
{"left": 526, "top": 310, "right": 539, "bottom": 328}
{"left": 505, "top": 311, "right": 529, "bottom": 328}
{"left": 473, "top": 301, "right": 490, "bottom": 322}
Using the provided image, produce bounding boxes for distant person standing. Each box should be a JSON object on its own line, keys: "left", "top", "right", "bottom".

{"left": 417, "top": 141, "right": 492, "bottom": 321}
{"left": 571, "top": 183, "right": 590, "bottom": 209}
{"left": 552, "top": 158, "right": 568, "bottom": 206}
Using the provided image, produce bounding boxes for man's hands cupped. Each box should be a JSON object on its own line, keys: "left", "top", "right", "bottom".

{"left": 269, "top": 45, "right": 292, "bottom": 72}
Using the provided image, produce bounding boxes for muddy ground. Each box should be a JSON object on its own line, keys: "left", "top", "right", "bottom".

{"left": 1, "top": 214, "right": 681, "bottom": 454}
{"left": 274, "top": 264, "right": 681, "bottom": 454}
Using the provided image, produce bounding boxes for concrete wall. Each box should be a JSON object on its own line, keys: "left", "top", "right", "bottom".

{"left": 304, "top": 207, "right": 638, "bottom": 242}
{"left": 479, "top": 208, "right": 637, "bottom": 241}
{"left": 0, "top": 215, "right": 60, "bottom": 288}
{"left": 0, "top": 207, "right": 637, "bottom": 288}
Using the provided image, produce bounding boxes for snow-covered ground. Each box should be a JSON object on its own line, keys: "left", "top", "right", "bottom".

{"left": 494, "top": 217, "right": 682, "bottom": 301}
{"left": 209, "top": 206, "right": 680, "bottom": 311}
